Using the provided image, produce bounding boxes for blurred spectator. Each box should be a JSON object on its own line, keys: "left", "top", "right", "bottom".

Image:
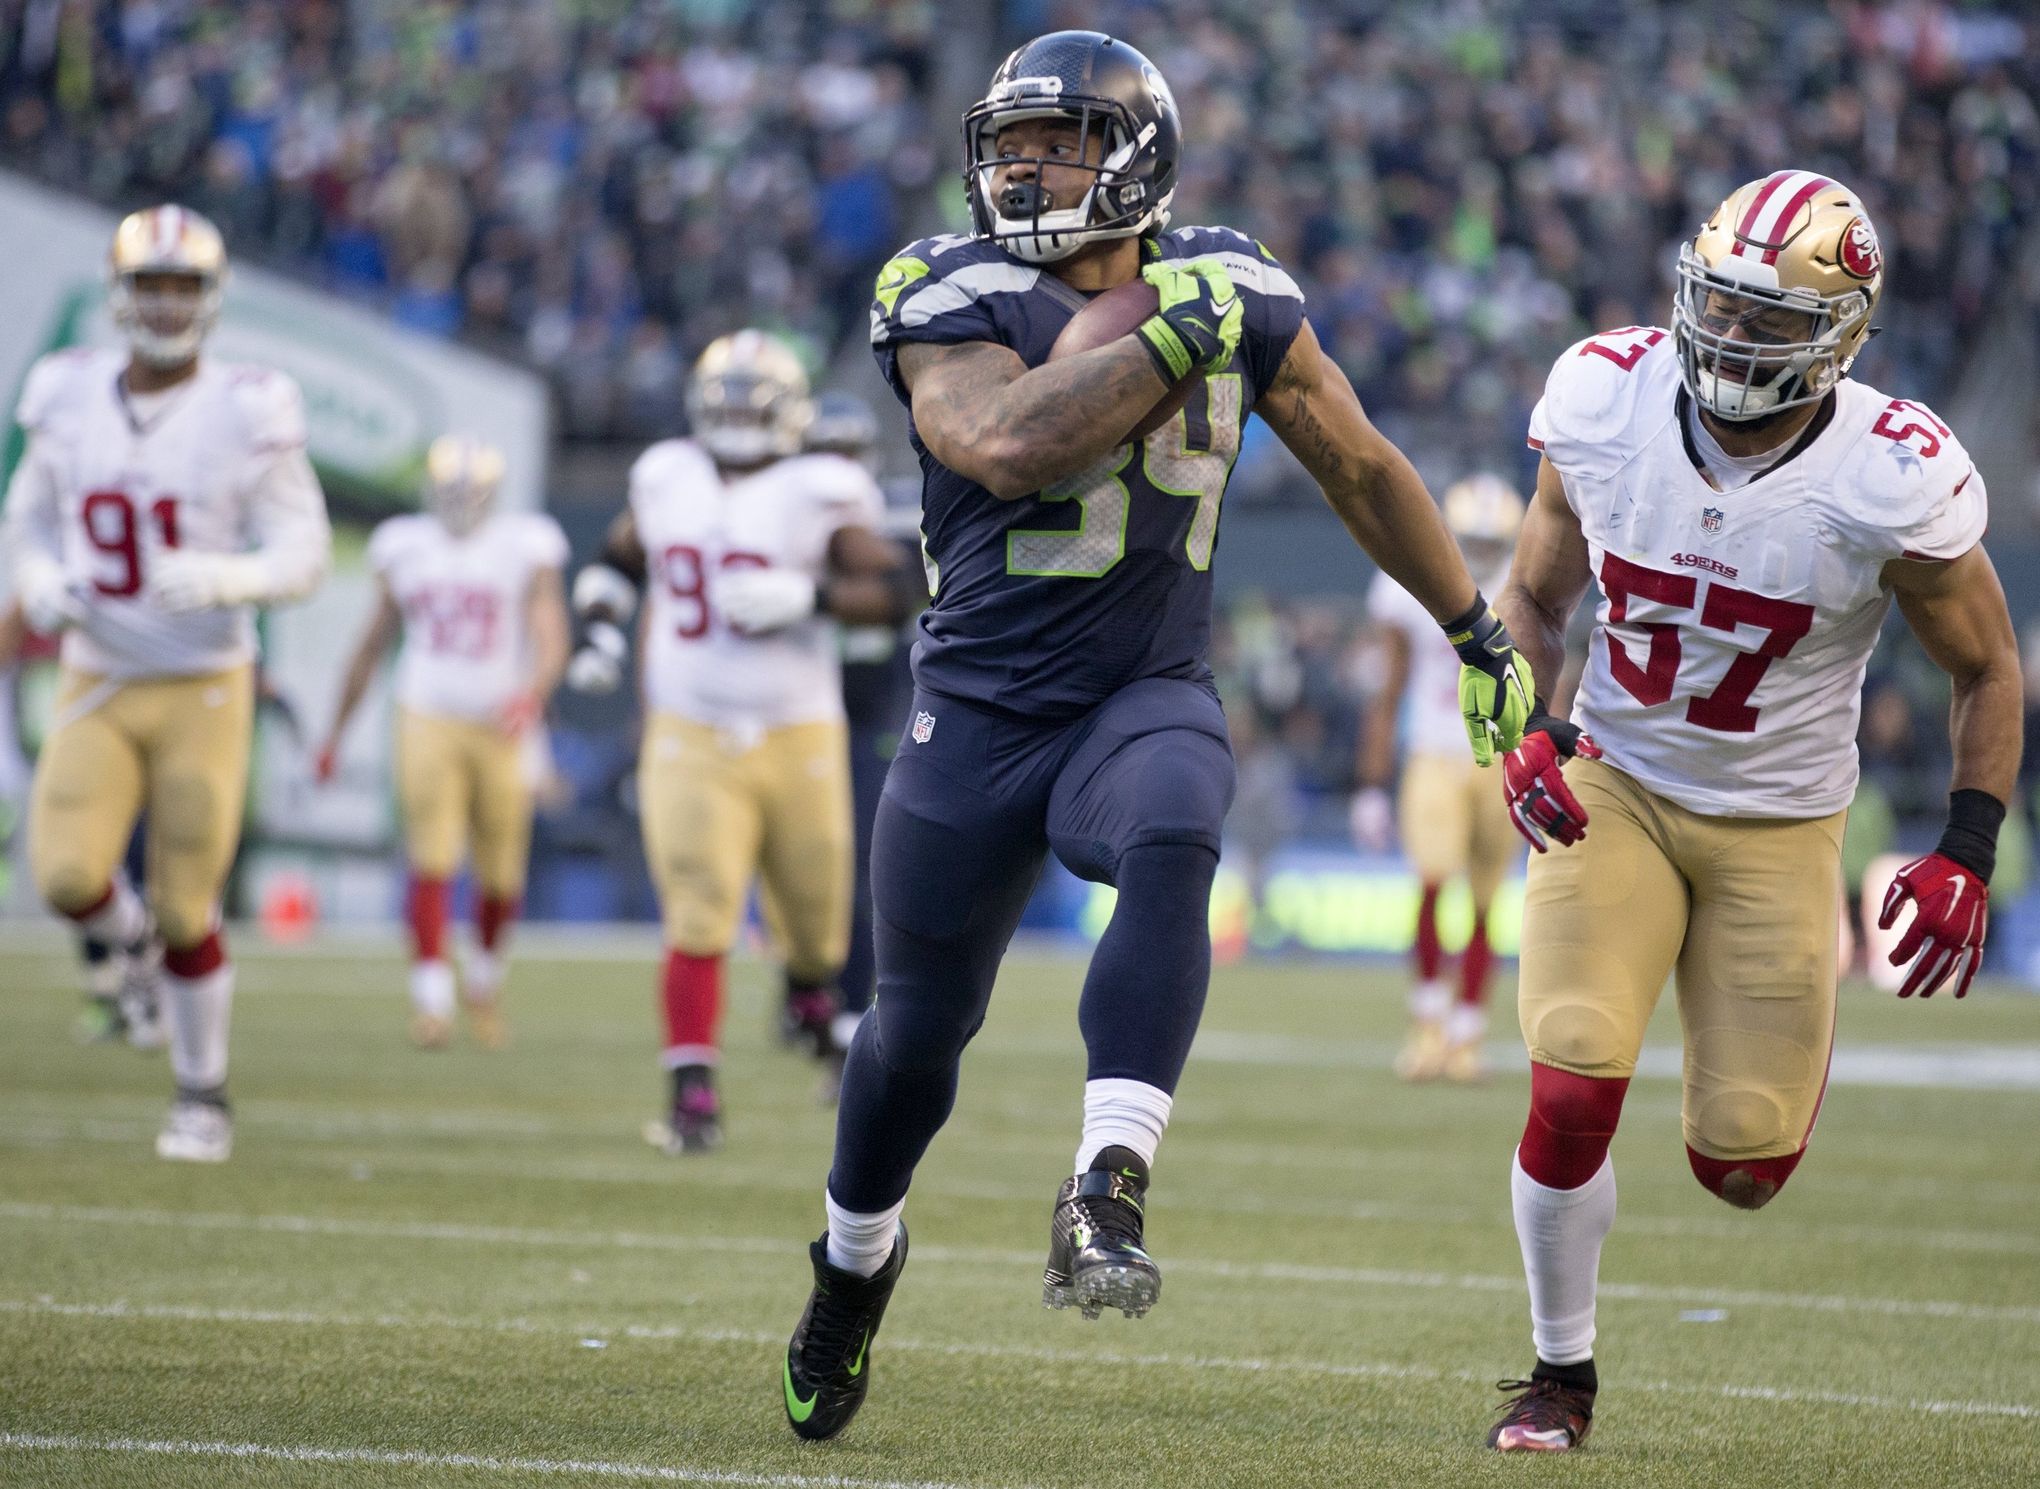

{"left": 0, "top": 0, "right": 940, "bottom": 436}
{"left": 1024, "top": 0, "right": 2039, "bottom": 491}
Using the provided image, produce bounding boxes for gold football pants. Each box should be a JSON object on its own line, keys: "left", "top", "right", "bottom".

{"left": 394, "top": 708, "right": 535, "bottom": 897}
{"left": 1516, "top": 754, "right": 1845, "bottom": 1162}
{"left": 638, "top": 713, "right": 852, "bottom": 979}
{"left": 30, "top": 664, "right": 254, "bottom": 947}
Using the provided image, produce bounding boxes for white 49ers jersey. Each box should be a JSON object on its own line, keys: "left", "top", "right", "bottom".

{"left": 369, "top": 511, "right": 568, "bottom": 721}
{"left": 5, "top": 346, "right": 328, "bottom": 678}
{"left": 630, "top": 442, "right": 883, "bottom": 729}
{"left": 1529, "top": 328, "right": 1985, "bottom": 818}
{"left": 1368, "top": 557, "right": 1509, "bottom": 763}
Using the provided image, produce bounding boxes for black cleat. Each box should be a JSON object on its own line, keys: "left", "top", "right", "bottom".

{"left": 782, "top": 1226, "right": 907, "bottom": 1441}
{"left": 1043, "top": 1146, "right": 1159, "bottom": 1319}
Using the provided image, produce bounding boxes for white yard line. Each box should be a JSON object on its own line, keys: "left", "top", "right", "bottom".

{"left": 0, "top": 1431, "right": 1009, "bottom": 1488}
{"left": 13, "top": 1121, "right": 2033, "bottom": 1259}
{"left": 1, "top": 1298, "right": 2033, "bottom": 1423}
{"left": 3, "top": 1201, "right": 2035, "bottom": 1327}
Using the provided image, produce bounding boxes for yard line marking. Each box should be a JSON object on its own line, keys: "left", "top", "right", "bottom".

{"left": 8, "top": 1116, "right": 2034, "bottom": 1256}
{"left": 5, "top": 1202, "right": 2036, "bottom": 1327}
{"left": 2, "top": 1299, "right": 2034, "bottom": 1423}
{"left": 0, "top": 1431, "right": 1010, "bottom": 1487}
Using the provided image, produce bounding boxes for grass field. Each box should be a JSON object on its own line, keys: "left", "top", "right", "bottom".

{"left": 1, "top": 929, "right": 2037, "bottom": 1488}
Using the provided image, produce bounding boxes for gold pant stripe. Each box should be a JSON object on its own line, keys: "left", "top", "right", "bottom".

{"left": 1517, "top": 755, "right": 1845, "bottom": 1161}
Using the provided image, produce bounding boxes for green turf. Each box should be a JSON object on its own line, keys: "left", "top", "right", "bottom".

{"left": 1, "top": 932, "right": 2036, "bottom": 1488}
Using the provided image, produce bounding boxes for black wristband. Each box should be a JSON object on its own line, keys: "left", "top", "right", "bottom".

{"left": 1934, "top": 788, "right": 2005, "bottom": 884}
{"left": 1441, "top": 591, "right": 1489, "bottom": 641}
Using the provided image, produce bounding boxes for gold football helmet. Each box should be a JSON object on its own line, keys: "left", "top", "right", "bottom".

{"left": 1443, "top": 473, "right": 1525, "bottom": 547}
{"left": 686, "top": 330, "right": 811, "bottom": 467}
{"left": 1674, "top": 171, "right": 1883, "bottom": 421}
{"left": 108, "top": 204, "right": 228, "bottom": 368}
{"left": 424, "top": 435, "right": 506, "bottom": 536}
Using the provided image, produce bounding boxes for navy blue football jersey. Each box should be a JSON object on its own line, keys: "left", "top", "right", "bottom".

{"left": 871, "top": 226, "right": 1305, "bottom": 720}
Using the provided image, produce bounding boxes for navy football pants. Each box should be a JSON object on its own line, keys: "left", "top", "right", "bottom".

{"left": 828, "top": 677, "right": 1233, "bottom": 1213}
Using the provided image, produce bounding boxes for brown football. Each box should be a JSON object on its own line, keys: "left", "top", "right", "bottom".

{"left": 1048, "top": 277, "right": 1200, "bottom": 442}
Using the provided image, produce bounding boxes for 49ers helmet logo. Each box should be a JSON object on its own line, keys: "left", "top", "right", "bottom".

{"left": 1839, "top": 215, "right": 1882, "bottom": 280}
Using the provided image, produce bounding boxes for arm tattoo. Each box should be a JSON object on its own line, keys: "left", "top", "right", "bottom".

{"left": 1265, "top": 346, "right": 1357, "bottom": 491}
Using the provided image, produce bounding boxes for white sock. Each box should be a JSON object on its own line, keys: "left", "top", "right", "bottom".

{"left": 1446, "top": 1003, "right": 1488, "bottom": 1046}
{"left": 1409, "top": 978, "right": 1452, "bottom": 1023}
{"left": 824, "top": 1190, "right": 904, "bottom": 1279}
{"left": 411, "top": 960, "right": 457, "bottom": 1019}
{"left": 1075, "top": 1077, "right": 1173, "bottom": 1173}
{"left": 1511, "top": 1150, "right": 1616, "bottom": 1365}
{"left": 78, "top": 875, "right": 149, "bottom": 948}
{"left": 165, "top": 963, "right": 233, "bottom": 1092}
{"left": 463, "top": 948, "right": 503, "bottom": 1005}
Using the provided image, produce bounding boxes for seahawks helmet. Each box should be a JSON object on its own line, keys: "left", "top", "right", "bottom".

{"left": 964, "top": 30, "right": 1180, "bottom": 264}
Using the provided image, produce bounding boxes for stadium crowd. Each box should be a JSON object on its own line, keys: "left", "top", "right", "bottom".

{"left": 3, "top": 1, "right": 2035, "bottom": 459}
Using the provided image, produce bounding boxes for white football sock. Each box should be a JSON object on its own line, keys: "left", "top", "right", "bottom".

{"left": 1511, "top": 1149, "right": 1615, "bottom": 1365}
{"left": 165, "top": 962, "right": 233, "bottom": 1092}
{"left": 824, "top": 1190, "right": 904, "bottom": 1279}
{"left": 411, "top": 960, "right": 457, "bottom": 1019}
{"left": 1409, "top": 978, "right": 1452, "bottom": 1024}
{"left": 1075, "top": 1077, "right": 1173, "bottom": 1173}
{"left": 78, "top": 874, "right": 149, "bottom": 949}
{"left": 462, "top": 947, "right": 503, "bottom": 1005}
{"left": 1446, "top": 1002, "right": 1488, "bottom": 1046}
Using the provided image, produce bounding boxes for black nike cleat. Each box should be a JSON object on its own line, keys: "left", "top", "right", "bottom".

{"left": 1043, "top": 1146, "right": 1160, "bottom": 1319}
{"left": 782, "top": 1225, "right": 907, "bottom": 1441}
{"left": 1489, "top": 1375, "right": 1595, "bottom": 1451}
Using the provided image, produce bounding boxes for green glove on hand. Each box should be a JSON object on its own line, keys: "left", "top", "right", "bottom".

{"left": 1136, "top": 258, "right": 1244, "bottom": 383}
{"left": 1447, "top": 595, "right": 1534, "bottom": 766}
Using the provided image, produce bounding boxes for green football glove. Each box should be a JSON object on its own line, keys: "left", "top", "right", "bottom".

{"left": 1136, "top": 258, "right": 1244, "bottom": 383}
{"left": 1447, "top": 595, "right": 1534, "bottom": 767}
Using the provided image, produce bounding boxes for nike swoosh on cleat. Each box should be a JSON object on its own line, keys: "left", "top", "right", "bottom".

{"left": 782, "top": 1358, "right": 817, "bottom": 1423}
{"left": 845, "top": 1329, "right": 869, "bottom": 1379}
{"left": 1497, "top": 1426, "right": 1572, "bottom": 1450}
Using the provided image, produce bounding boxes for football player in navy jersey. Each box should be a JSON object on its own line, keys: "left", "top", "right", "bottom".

{"left": 781, "top": 30, "right": 1536, "bottom": 1441}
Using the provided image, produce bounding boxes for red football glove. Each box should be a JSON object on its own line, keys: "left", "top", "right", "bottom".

{"left": 1502, "top": 715, "right": 1603, "bottom": 853}
{"left": 1878, "top": 852, "right": 1989, "bottom": 999}
{"left": 497, "top": 690, "right": 543, "bottom": 739}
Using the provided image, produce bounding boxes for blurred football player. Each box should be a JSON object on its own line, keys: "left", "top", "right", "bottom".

{"left": 795, "top": 391, "right": 924, "bottom": 1101}
{"left": 567, "top": 332, "right": 917, "bottom": 1153}
{"left": 1357, "top": 475, "right": 1527, "bottom": 1082}
{"left": 3, "top": 204, "right": 332, "bottom": 1162}
{"left": 1486, "top": 174, "right": 2019, "bottom": 1451}
{"left": 780, "top": 30, "right": 1534, "bottom": 1443}
{"left": 315, "top": 436, "right": 570, "bottom": 1050}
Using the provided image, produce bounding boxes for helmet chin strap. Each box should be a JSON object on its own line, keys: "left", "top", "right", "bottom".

{"left": 987, "top": 129, "right": 1147, "bottom": 263}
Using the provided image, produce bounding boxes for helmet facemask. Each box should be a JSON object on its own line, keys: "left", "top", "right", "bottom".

{"left": 1673, "top": 243, "right": 1871, "bottom": 423}
{"left": 110, "top": 268, "right": 222, "bottom": 369}
{"left": 965, "top": 94, "right": 1169, "bottom": 263}
{"left": 688, "top": 368, "right": 809, "bottom": 467}
{"left": 424, "top": 436, "right": 505, "bottom": 538}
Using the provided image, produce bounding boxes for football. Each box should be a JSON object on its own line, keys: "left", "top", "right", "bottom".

{"left": 1048, "top": 277, "right": 1200, "bottom": 442}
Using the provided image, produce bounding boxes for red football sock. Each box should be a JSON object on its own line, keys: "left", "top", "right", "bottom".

{"left": 1413, "top": 882, "right": 1444, "bottom": 983}
{"left": 163, "top": 928, "right": 227, "bottom": 979}
{"left": 661, "top": 950, "right": 724, "bottom": 1064}
{"left": 477, "top": 894, "right": 520, "bottom": 953}
{"left": 407, "top": 875, "right": 450, "bottom": 963}
{"left": 1458, "top": 910, "right": 1493, "bottom": 1007}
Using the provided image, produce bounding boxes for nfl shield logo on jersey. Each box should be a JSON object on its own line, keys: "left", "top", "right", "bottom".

{"left": 1701, "top": 507, "right": 1725, "bottom": 534}
{"left": 912, "top": 710, "right": 936, "bottom": 744}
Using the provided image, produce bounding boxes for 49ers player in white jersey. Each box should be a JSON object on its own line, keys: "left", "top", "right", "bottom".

{"left": 3, "top": 204, "right": 332, "bottom": 1163}
{"left": 568, "top": 331, "right": 917, "bottom": 1152}
{"left": 1357, "top": 475, "right": 1527, "bottom": 1083}
{"left": 1484, "top": 173, "right": 2020, "bottom": 1451}
{"left": 316, "top": 437, "right": 570, "bottom": 1049}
